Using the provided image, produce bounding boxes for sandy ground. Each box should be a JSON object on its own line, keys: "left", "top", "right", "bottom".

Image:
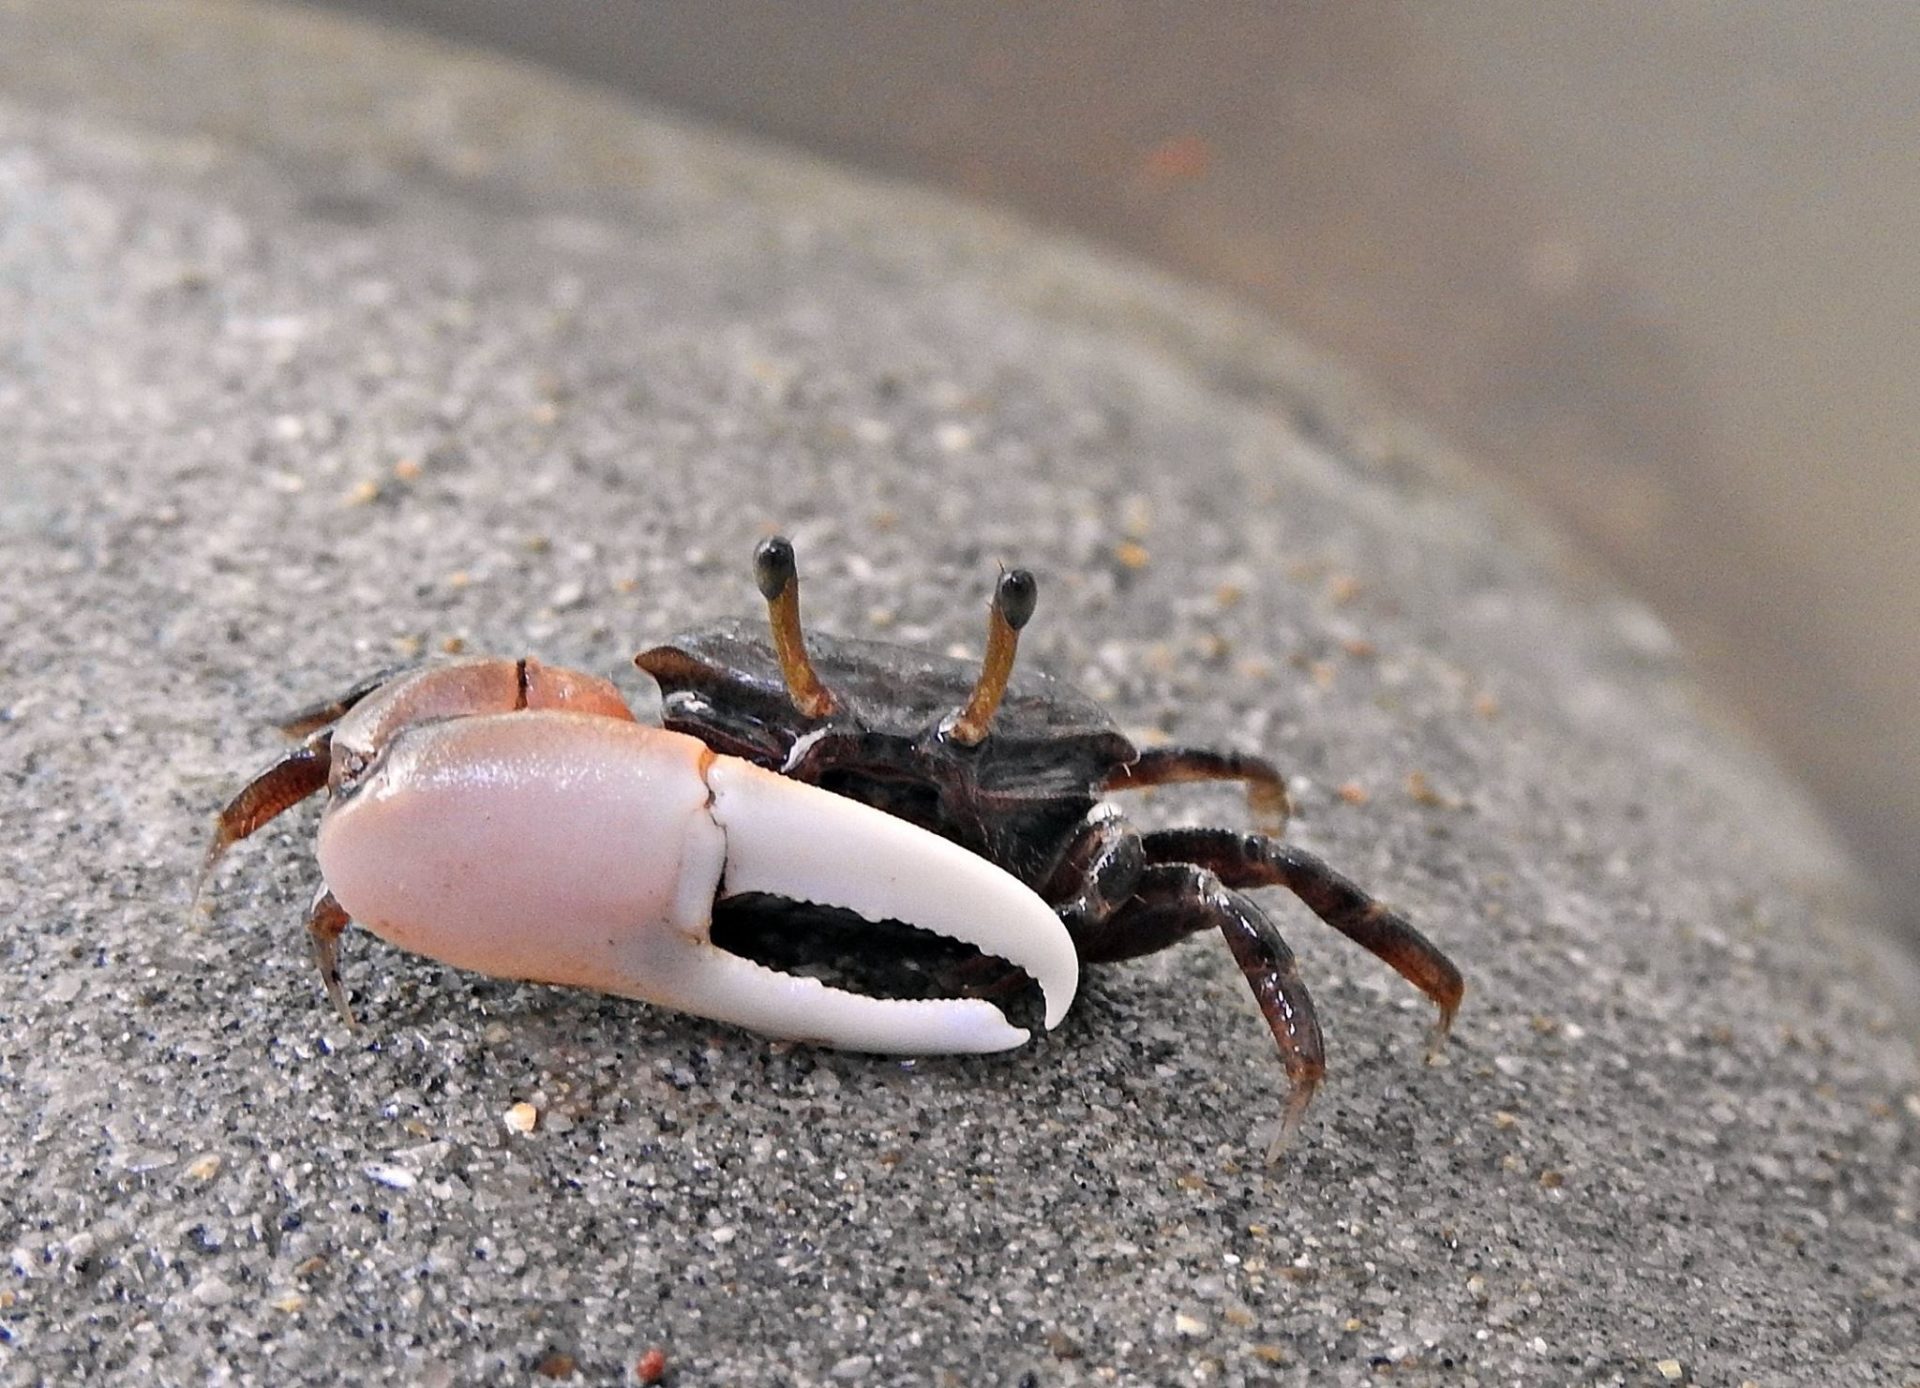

{"left": 319, "top": 0, "right": 1920, "bottom": 955}
{"left": 2, "top": 4, "right": 1916, "bottom": 1383}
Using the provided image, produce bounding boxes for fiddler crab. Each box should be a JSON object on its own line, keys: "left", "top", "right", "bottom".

{"left": 203, "top": 537, "right": 1463, "bottom": 1153}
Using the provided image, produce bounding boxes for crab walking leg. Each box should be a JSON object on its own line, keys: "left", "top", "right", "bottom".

{"left": 306, "top": 886, "right": 355, "bottom": 1026}
{"left": 273, "top": 667, "right": 403, "bottom": 738}
{"left": 1103, "top": 746, "right": 1291, "bottom": 837}
{"left": 197, "top": 729, "right": 334, "bottom": 906}
{"left": 313, "top": 712, "right": 1077, "bottom": 1053}
{"left": 1141, "top": 826, "right": 1464, "bottom": 1042}
{"left": 1075, "top": 863, "right": 1326, "bottom": 1155}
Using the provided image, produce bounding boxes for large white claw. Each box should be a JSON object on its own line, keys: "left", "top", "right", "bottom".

{"left": 315, "top": 714, "right": 1077, "bottom": 1057}
{"left": 703, "top": 757, "right": 1080, "bottom": 1046}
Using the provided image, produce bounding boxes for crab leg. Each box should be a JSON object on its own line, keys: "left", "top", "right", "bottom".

{"left": 306, "top": 886, "right": 355, "bottom": 1026}
{"left": 1103, "top": 746, "right": 1291, "bottom": 836}
{"left": 273, "top": 667, "right": 402, "bottom": 738}
{"left": 1141, "top": 826, "right": 1463, "bottom": 1041}
{"left": 197, "top": 729, "right": 334, "bottom": 906}
{"left": 1075, "top": 863, "right": 1325, "bottom": 1155}
{"left": 1043, "top": 804, "right": 1146, "bottom": 932}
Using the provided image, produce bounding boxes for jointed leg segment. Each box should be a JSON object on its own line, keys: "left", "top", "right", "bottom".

{"left": 306, "top": 886, "right": 356, "bottom": 1026}
{"left": 196, "top": 729, "right": 333, "bottom": 905}
{"left": 1142, "top": 826, "right": 1464, "bottom": 1040}
{"left": 1080, "top": 863, "right": 1327, "bottom": 1152}
{"left": 1104, "top": 746, "right": 1291, "bottom": 836}
{"left": 272, "top": 668, "right": 400, "bottom": 738}
{"left": 199, "top": 686, "right": 372, "bottom": 1022}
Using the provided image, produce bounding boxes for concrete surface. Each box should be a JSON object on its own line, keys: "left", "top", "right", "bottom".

{"left": 2, "top": 2, "right": 1917, "bottom": 1383}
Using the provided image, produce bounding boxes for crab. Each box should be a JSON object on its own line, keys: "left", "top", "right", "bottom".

{"left": 204, "top": 537, "right": 1462, "bottom": 1151}
{"left": 639, "top": 538, "right": 1464, "bottom": 1149}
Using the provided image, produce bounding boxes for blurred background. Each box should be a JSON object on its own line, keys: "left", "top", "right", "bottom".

{"left": 313, "top": 0, "right": 1920, "bottom": 949}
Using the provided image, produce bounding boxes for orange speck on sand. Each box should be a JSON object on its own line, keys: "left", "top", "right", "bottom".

{"left": 1140, "top": 133, "right": 1213, "bottom": 182}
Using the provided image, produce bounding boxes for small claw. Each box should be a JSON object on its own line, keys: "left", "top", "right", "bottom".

{"left": 1264, "top": 1073, "right": 1321, "bottom": 1164}
{"left": 306, "top": 886, "right": 358, "bottom": 1028}
{"left": 1424, "top": 994, "right": 1460, "bottom": 1063}
{"left": 704, "top": 757, "right": 1080, "bottom": 1040}
{"left": 190, "top": 824, "right": 227, "bottom": 919}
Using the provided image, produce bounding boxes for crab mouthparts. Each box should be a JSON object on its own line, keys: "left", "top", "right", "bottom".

{"left": 686, "top": 757, "right": 1079, "bottom": 1055}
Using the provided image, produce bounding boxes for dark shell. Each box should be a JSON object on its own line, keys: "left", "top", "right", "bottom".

{"left": 638, "top": 619, "right": 1137, "bottom": 788}
{"left": 637, "top": 619, "right": 1138, "bottom": 883}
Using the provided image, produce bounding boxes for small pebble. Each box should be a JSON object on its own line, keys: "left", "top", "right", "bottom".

{"left": 43, "top": 973, "right": 84, "bottom": 1004}
{"left": 504, "top": 1102, "right": 539, "bottom": 1135}
{"left": 934, "top": 422, "right": 973, "bottom": 454}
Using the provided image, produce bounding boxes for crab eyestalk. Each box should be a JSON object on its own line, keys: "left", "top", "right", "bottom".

{"left": 943, "top": 568, "right": 1037, "bottom": 746}
{"left": 753, "top": 536, "right": 838, "bottom": 720}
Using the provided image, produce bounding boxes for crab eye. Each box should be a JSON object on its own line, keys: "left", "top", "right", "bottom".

{"left": 752, "top": 535, "right": 798, "bottom": 602}
{"left": 751, "top": 535, "right": 838, "bottom": 720}
{"left": 943, "top": 566, "right": 1038, "bottom": 746}
{"left": 997, "top": 569, "right": 1037, "bottom": 631}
